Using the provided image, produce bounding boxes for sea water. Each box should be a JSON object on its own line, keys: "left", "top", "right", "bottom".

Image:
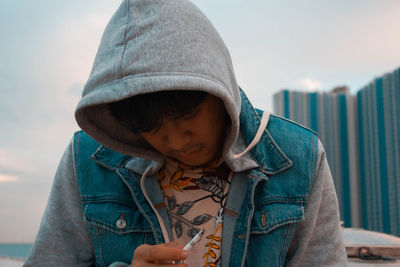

{"left": 0, "top": 244, "right": 32, "bottom": 259}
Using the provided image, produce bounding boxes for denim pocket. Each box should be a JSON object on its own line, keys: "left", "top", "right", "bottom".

{"left": 246, "top": 203, "right": 304, "bottom": 267}
{"left": 84, "top": 200, "right": 152, "bottom": 234}
{"left": 83, "top": 199, "right": 156, "bottom": 266}
{"left": 250, "top": 202, "right": 304, "bottom": 234}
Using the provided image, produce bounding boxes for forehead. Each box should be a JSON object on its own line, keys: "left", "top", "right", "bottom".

{"left": 193, "top": 94, "right": 226, "bottom": 116}
{"left": 151, "top": 95, "right": 226, "bottom": 131}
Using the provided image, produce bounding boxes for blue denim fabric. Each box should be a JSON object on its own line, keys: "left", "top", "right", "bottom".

{"left": 74, "top": 133, "right": 161, "bottom": 266}
{"left": 73, "top": 92, "right": 319, "bottom": 267}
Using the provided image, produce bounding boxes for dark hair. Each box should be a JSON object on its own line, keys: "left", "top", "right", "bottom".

{"left": 109, "top": 90, "right": 208, "bottom": 133}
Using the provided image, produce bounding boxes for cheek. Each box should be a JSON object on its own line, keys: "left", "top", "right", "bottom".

{"left": 150, "top": 143, "right": 166, "bottom": 154}
{"left": 201, "top": 125, "right": 224, "bottom": 149}
{"left": 141, "top": 135, "right": 166, "bottom": 153}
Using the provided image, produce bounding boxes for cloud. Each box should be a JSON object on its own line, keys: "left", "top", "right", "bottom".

{"left": 0, "top": 174, "right": 19, "bottom": 183}
{"left": 0, "top": 148, "right": 21, "bottom": 170}
{"left": 298, "top": 78, "right": 322, "bottom": 91}
{"left": 45, "top": 12, "right": 115, "bottom": 84}
{"left": 0, "top": 148, "right": 36, "bottom": 175}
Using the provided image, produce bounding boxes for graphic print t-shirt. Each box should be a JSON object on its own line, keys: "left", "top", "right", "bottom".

{"left": 158, "top": 158, "right": 231, "bottom": 267}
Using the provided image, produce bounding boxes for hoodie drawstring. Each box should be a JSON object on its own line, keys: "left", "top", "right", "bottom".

{"left": 233, "top": 111, "right": 270, "bottom": 159}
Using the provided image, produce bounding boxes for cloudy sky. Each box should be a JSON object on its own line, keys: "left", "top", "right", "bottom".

{"left": 1, "top": 0, "right": 400, "bottom": 243}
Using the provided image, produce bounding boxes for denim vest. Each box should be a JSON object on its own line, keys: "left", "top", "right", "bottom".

{"left": 73, "top": 93, "right": 319, "bottom": 266}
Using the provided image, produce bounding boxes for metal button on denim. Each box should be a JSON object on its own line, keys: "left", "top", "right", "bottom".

{"left": 116, "top": 213, "right": 126, "bottom": 229}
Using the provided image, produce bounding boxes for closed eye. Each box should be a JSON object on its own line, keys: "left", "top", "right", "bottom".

{"left": 181, "top": 106, "right": 201, "bottom": 120}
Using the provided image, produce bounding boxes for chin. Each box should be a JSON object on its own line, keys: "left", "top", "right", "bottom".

{"left": 181, "top": 160, "right": 206, "bottom": 168}
{"left": 175, "top": 149, "right": 219, "bottom": 167}
{"left": 183, "top": 157, "right": 215, "bottom": 168}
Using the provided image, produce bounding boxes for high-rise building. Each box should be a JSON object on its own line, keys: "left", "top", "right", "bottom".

{"left": 273, "top": 67, "right": 400, "bottom": 236}
{"left": 273, "top": 88, "right": 361, "bottom": 228}
{"left": 357, "top": 69, "right": 400, "bottom": 236}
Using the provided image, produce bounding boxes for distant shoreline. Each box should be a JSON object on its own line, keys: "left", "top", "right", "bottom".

{"left": 0, "top": 256, "right": 24, "bottom": 267}
{"left": 0, "top": 255, "right": 24, "bottom": 261}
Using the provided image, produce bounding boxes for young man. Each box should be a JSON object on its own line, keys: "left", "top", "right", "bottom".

{"left": 25, "top": 0, "right": 347, "bottom": 266}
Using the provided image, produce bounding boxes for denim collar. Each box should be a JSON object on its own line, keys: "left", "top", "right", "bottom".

{"left": 91, "top": 145, "right": 162, "bottom": 175}
{"left": 235, "top": 89, "right": 293, "bottom": 175}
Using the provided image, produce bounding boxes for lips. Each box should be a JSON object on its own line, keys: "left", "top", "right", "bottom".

{"left": 177, "top": 147, "right": 202, "bottom": 158}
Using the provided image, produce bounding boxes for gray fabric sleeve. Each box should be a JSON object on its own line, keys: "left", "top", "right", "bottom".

{"left": 285, "top": 140, "right": 348, "bottom": 266}
{"left": 23, "top": 139, "right": 95, "bottom": 267}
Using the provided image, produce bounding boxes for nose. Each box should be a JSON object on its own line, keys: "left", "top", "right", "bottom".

{"left": 165, "top": 122, "right": 191, "bottom": 151}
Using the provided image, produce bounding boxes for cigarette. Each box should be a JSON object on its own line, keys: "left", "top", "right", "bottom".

{"left": 175, "top": 229, "right": 204, "bottom": 264}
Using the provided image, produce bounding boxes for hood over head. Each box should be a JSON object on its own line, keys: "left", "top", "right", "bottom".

{"left": 75, "top": 0, "right": 250, "bottom": 170}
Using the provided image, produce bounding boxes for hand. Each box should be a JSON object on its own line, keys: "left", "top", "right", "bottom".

{"left": 131, "top": 242, "right": 188, "bottom": 266}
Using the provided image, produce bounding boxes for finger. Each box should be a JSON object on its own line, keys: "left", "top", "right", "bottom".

{"left": 134, "top": 244, "right": 188, "bottom": 262}
{"left": 154, "top": 259, "right": 187, "bottom": 266}
{"left": 154, "top": 263, "right": 187, "bottom": 267}
{"left": 156, "top": 242, "right": 184, "bottom": 264}
{"left": 160, "top": 241, "right": 184, "bottom": 249}
{"left": 132, "top": 258, "right": 187, "bottom": 267}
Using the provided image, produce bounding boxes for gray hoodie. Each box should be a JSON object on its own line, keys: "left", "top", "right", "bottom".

{"left": 24, "top": 0, "right": 347, "bottom": 266}
{"left": 74, "top": 0, "right": 248, "bottom": 171}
